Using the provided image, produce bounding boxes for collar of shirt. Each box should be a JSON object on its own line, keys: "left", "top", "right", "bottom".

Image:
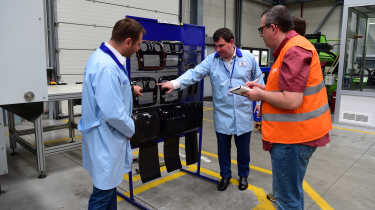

{"left": 215, "top": 47, "right": 243, "bottom": 61}
{"left": 272, "top": 30, "right": 298, "bottom": 59}
{"left": 104, "top": 42, "right": 126, "bottom": 66}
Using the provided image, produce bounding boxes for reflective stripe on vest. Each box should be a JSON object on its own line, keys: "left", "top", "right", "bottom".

{"left": 263, "top": 103, "right": 329, "bottom": 122}
{"left": 268, "top": 80, "right": 325, "bottom": 95}
{"left": 304, "top": 80, "right": 325, "bottom": 96}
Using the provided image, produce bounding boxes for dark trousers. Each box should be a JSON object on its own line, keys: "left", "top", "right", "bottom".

{"left": 88, "top": 186, "right": 117, "bottom": 210}
{"left": 216, "top": 132, "right": 251, "bottom": 178}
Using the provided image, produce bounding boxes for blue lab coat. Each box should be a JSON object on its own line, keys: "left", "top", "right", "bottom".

{"left": 176, "top": 48, "right": 264, "bottom": 136}
{"left": 78, "top": 44, "right": 134, "bottom": 190}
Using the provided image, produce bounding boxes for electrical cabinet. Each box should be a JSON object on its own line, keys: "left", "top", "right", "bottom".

{"left": 0, "top": 0, "right": 48, "bottom": 105}
{"left": 0, "top": 0, "right": 180, "bottom": 106}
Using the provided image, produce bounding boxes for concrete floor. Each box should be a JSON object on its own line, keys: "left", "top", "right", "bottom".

{"left": 1, "top": 101, "right": 375, "bottom": 209}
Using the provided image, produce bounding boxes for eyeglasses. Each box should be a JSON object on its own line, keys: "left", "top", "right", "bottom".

{"left": 258, "top": 23, "right": 277, "bottom": 35}
{"left": 257, "top": 24, "right": 271, "bottom": 35}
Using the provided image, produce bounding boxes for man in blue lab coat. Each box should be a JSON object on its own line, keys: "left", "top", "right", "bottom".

{"left": 78, "top": 18, "right": 144, "bottom": 210}
{"left": 159, "top": 28, "right": 264, "bottom": 191}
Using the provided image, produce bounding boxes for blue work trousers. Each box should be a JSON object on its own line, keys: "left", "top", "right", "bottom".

{"left": 270, "top": 143, "right": 316, "bottom": 210}
{"left": 216, "top": 132, "right": 251, "bottom": 179}
{"left": 88, "top": 186, "right": 117, "bottom": 210}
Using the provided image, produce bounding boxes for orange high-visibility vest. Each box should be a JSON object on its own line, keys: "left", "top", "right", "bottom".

{"left": 262, "top": 35, "right": 332, "bottom": 143}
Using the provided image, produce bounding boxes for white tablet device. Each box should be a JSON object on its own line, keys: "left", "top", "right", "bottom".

{"left": 229, "top": 85, "right": 252, "bottom": 95}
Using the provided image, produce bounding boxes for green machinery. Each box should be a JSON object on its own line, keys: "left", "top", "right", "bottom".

{"left": 306, "top": 32, "right": 339, "bottom": 111}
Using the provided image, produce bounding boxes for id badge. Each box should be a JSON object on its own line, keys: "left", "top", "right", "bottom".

{"left": 228, "top": 85, "right": 233, "bottom": 95}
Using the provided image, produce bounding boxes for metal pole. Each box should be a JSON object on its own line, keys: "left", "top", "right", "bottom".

{"left": 359, "top": 16, "right": 369, "bottom": 91}
{"left": 7, "top": 111, "right": 16, "bottom": 154}
{"left": 34, "top": 116, "right": 47, "bottom": 178}
{"left": 235, "top": 0, "right": 243, "bottom": 47}
{"left": 197, "top": 128, "right": 203, "bottom": 174}
{"left": 68, "top": 99, "right": 75, "bottom": 141}
{"left": 179, "top": 0, "right": 182, "bottom": 24}
{"left": 129, "top": 171, "right": 134, "bottom": 200}
{"left": 224, "top": 0, "right": 227, "bottom": 28}
{"left": 48, "top": 102, "right": 54, "bottom": 120}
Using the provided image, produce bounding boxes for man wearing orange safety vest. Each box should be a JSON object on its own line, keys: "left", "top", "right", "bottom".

{"left": 244, "top": 5, "right": 332, "bottom": 210}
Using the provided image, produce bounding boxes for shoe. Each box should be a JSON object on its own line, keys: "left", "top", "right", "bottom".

{"left": 217, "top": 177, "right": 230, "bottom": 191}
{"left": 266, "top": 193, "right": 276, "bottom": 202}
{"left": 238, "top": 176, "right": 248, "bottom": 191}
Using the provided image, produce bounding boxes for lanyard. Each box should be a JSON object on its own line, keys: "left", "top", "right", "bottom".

{"left": 99, "top": 42, "right": 129, "bottom": 80}
{"left": 223, "top": 56, "right": 237, "bottom": 87}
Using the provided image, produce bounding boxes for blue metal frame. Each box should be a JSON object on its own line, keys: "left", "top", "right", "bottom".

{"left": 252, "top": 67, "right": 270, "bottom": 122}
{"left": 117, "top": 171, "right": 148, "bottom": 210}
{"left": 120, "top": 16, "right": 216, "bottom": 210}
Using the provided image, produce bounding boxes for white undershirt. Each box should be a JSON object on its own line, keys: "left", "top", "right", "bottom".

{"left": 224, "top": 48, "right": 236, "bottom": 67}
{"left": 104, "top": 42, "right": 126, "bottom": 66}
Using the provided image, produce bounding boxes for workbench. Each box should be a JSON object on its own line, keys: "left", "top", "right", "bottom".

{"left": 5, "top": 84, "right": 82, "bottom": 178}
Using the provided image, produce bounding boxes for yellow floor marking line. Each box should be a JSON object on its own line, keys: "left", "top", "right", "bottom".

{"left": 179, "top": 144, "right": 332, "bottom": 209}
{"left": 198, "top": 167, "right": 274, "bottom": 210}
{"left": 202, "top": 117, "right": 213, "bottom": 122}
{"left": 117, "top": 171, "right": 189, "bottom": 202}
{"left": 333, "top": 125, "right": 375, "bottom": 135}
{"left": 117, "top": 165, "right": 196, "bottom": 202}
{"left": 180, "top": 144, "right": 274, "bottom": 176}
{"left": 123, "top": 166, "right": 167, "bottom": 182}
{"left": 31, "top": 136, "right": 82, "bottom": 147}
{"left": 303, "top": 181, "right": 334, "bottom": 210}
{"left": 46, "top": 136, "right": 81, "bottom": 145}
{"left": 120, "top": 151, "right": 274, "bottom": 209}
{"left": 203, "top": 106, "right": 213, "bottom": 111}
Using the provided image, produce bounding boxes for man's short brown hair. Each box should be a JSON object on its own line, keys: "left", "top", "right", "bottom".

{"left": 293, "top": 16, "right": 306, "bottom": 36}
{"left": 111, "top": 18, "right": 145, "bottom": 44}
{"left": 213, "top": 28, "right": 234, "bottom": 43}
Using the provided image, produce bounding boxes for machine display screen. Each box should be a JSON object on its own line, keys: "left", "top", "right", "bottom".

{"left": 138, "top": 92, "right": 155, "bottom": 105}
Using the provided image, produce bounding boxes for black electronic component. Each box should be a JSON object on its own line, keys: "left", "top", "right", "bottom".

{"left": 184, "top": 102, "right": 203, "bottom": 130}
{"left": 158, "top": 105, "right": 187, "bottom": 137}
{"left": 131, "top": 77, "right": 158, "bottom": 108}
{"left": 163, "top": 136, "right": 182, "bottom": 172}
{"left": 162, "top": 41, "right": 184, "bottom": 55}
{"left": 158, "top": 75, "right": 182, "bottom": 104}
{"left": 162, "top": 41, "right": 184, "bottom": 67}
{"left": 185, "top": 132, "right": 199, "bottom": 165}
{"left": 131, "top": 108, "right": 160, "bottom": 148}
{"left": 139, "top": 142, "right": 161, "bottom": 183}
{"left": 136, "top": 40, "right": 166, "bottom": 70}
{"left": 140, "top": 41, "right": 148, "bottom": 52}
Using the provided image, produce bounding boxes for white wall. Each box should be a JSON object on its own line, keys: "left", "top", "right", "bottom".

{"left": 203, "top": 0, "right": 236, "bottom": 36}
{"left": 241, "top": 0, "right": 268, "bottom": 48}
{"left": 339, "top": 95, "right": 375, "bottom": 127}
{"left": 201, "top": 0, "right": 267, "bottom": 48}
{"left": 56, "top": 0, "right": 180, "bottom": 83}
